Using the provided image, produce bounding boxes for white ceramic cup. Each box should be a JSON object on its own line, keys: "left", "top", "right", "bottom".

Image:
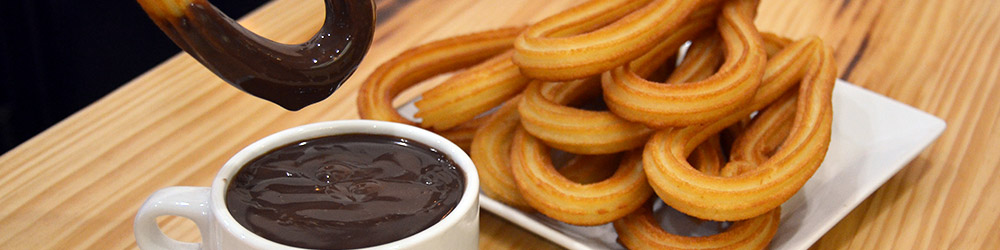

{"left": 134, "top": 120, "right": 480, "bottom": 250}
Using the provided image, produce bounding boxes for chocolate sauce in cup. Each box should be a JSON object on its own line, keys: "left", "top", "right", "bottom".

{"left": 134, "top": 120, "right": 480, "bottom": 250}
{"left": 226, "top": 134, "right": 465, "bottom": 249}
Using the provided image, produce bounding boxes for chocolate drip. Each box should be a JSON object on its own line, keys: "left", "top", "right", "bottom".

{"left": 138, "top": 0, "right": 375, "bottom": 110}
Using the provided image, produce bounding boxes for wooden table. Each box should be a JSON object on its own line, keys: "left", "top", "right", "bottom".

{"left": 2, "top": 0, "right": 998, "bottom": 249}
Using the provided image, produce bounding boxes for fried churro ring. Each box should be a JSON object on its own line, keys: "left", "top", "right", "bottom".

{"left": 357, "top": 27, "right": 523, "bottom": 124}
{"left": 516, "top": 6, "right": 718, "bottom": 155}
{"left": 602, "top": 0, "right": 766, "bottom": 128}
{"left": 680, "top": 32, "right": 791, "bottom": 177}
{"left": 722, "top": 91, "right": 797, "bottom": 177}
{"left": 472, "top": 81, "right": 611, "bottom": 209}
{"left": 518, "top": 80, "right": 652, "bottom": 154}
{"left": 513, "top": 0, "right": 717, "bottom": 81}
{"left": 471, "top": 95, "right": 533, "bottom": 209}
{"left": 355, "top": 0, "right": 838, "bottom": 244}
{"left": 615, "top": 105, "right": 784, "bottom": 249}
{"left": 663, "top": 34, "right": 724, "bottom": 85}
{"left": 614, "top": 201, "right": 780, "bottom": 250}
{"left": 510, "top": 127, "right": 653, "bottom": 226}
{"left": 614, "top": 89, "right": 788, "bottom": 250}
{"left": 414, "top": 51, "right": 531, "bottom": 131}
{"left": 643, "top": 36, "right": 836, "bottom": 221}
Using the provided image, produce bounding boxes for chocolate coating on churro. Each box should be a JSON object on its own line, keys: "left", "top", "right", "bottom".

{"left": 138, "top": 0, "right": 375, "bottom": 110}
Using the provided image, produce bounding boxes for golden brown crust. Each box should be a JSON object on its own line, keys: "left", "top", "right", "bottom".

{"left": 643, "top": 35, "right": 836, "bottom": 221}
{"left": 515, "top": 6, "right": 718, "bottom": 155}
{"left": 510, "top": 127, "right": 654, "bottom": 226}
{"left": 356, "top": 1, "right": 836, "bottom": 246}
{"left": 513, "top": 0, "right": 718, "bottom": 81}
{"left": 357, "top": 27, "right": 524, "bottom": 124}
{"left": 601, "top": 0, "right": 766, "bottom": 128}
{"left": 415, "top": 51, "right": 531, "bottom": 131}
{"left": 518, "top": 80, "right": 653, "bottom": 154}
{"left": 470, "top": 96, "right": 533, "bottom": 209}
{"left": 614, "top": 201, "right": 780, "bottom": 250}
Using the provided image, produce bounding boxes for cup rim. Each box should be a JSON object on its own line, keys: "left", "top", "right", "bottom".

{"left": 210, "top": 119, "right": 480, "bottom": 250}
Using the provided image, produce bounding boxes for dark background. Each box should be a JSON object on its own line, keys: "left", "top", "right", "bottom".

{"left": 0, "top": 0, "right": 270, "bottom": 153}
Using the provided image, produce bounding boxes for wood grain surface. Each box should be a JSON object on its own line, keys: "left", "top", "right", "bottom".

{"left": 1, "top": 0, "right": 998, "bottom": 249}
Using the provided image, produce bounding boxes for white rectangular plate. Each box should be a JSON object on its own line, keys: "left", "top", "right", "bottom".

{"left": 402, "top": 79, "right": 946, "bottom": 249}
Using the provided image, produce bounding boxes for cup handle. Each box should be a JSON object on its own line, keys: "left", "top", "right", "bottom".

{"left": 134, "top": 186, "right": 212, "bottom": 250}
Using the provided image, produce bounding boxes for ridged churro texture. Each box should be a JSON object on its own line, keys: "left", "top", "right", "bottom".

{"left": 357, "top": 27, "right": 525, "bottom": 147}
{"left": 516, "top": 6, "right": 718, "bottom": 155}
{"left": 358, "top": 27, "right": 524, "bottom": 125}
{"left": 614, "top": 202, "right": 781, "bottom": 250}
{"left": 513, "top": 0, "right": 718, "bottom": 81}
{"left": 511, "top": 128, "right": 653, "bottom": 225}
{"left": 643, "top": 36, "right": 836, "bottom": 221}
{"left": 357, "top": 0, "right": 837, "bottom": 248}
{"left": 602, "top": 0, "right": 766, "bottom": 128}
{"left": 470, "top": 96, "right": 533, "bottom": 209}
{"left": 415, "top": 51, "right": 530, "bottom": 131}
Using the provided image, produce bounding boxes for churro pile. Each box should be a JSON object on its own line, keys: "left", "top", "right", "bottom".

{"left": 357, "top": 0, "right": 836, "bottom": 248}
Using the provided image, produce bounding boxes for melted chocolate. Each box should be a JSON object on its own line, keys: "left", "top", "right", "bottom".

{"left": 138, "top": 0, "right": 375, "bottom": 110}
{"left": 225, "top": 134, "right": 464, "bottom": 249}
